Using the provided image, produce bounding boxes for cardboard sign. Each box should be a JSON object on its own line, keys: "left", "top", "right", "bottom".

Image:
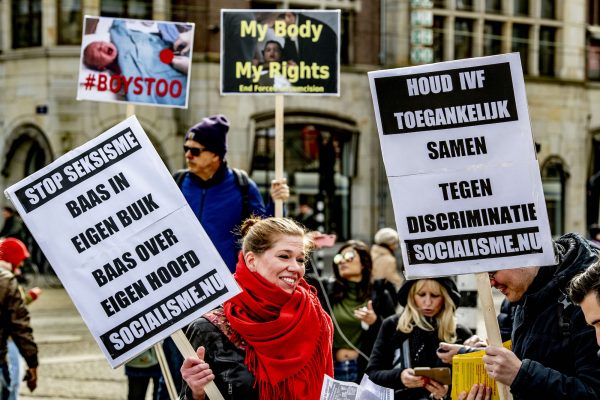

{"left": 5, "top": 116, "right": 240, "bottom": 367}
{"left": 368, "top": 53, "right": 555, "bottom": 278}
{"left": 77, "top": 16, "right": 194, "bottom": 108}
{"left": 221, "top": 9, "right": 340, "bottom": 96}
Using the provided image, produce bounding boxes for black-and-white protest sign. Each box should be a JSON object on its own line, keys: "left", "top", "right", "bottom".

{"left": 220, "top": 9, "right": 340, "bottom": 95}
{"left": 5, "top": 116, "right": 240, "bottom": 367}
{"left": 368, "top": 53, "right": 555, "bottom": 278}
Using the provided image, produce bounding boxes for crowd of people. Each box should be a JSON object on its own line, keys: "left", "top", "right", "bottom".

{"left": 3, "top": 114, "right": 600, "bottom": 400}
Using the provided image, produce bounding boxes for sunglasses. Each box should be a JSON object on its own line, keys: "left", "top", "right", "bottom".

{"left": 183, "top": 145, "right": 208, "bottom": 157}
{"left": 333, "top": 251, "right": 356, "bottom": 265}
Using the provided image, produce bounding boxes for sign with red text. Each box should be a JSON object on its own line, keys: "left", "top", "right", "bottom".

{"left": 368, "top": 53, "right": 555, "bottom": 278}
{"left": 77, "top": 16, "right": 194, "bottom": 108}
{"left": 4, "top": 116, "right": 240, "bottom": 367}
{"left": 220, "top": 9, "right": 340, "bottom": 95}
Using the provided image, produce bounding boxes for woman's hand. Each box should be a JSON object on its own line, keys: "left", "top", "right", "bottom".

{"left": 463, "top": 335, "right": 487, "bottom": 348}
{"left": 353, "top": 300, "right": 377, "bottom": 326}
{"left": 458, "top": 383, "right": 492, "bottom": 400}
{"left": 180, "top": 346, "right": 215, "bottom": 400}
{"left": 436, "top": 342, "right": 463, "bottom": 364}
{"left": 400, "top": 368, "right": 427, "bottom": 388}
{"left": 425, "top": 379, "right": 448, "bottom": 400}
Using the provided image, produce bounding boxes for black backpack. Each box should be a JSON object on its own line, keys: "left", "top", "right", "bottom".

{"left": 173, "top": 168, "right": 251, "bottom": 220}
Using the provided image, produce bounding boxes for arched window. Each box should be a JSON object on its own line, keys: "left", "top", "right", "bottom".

{"left": 541, "top": 156, "right": 568, "bottom": 237}
{"left": 250, "top": 111, "right": 358, "bottom": 240}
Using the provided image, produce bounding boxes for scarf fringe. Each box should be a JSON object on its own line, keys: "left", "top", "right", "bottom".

{"left": 246, "top": 321, "right": 331, "bottom": 400}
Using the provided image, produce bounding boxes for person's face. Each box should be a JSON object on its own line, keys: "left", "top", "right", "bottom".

{"left": 184, "top": 140, "right": 220, "bottom": 178}
{"left": 263, "top": 42, "right": 282, "bottom": 63}
{"left": 488, "top": 267, "right": 539, "bottom": 302}
{"left": 246, "top": 234, "right": 306, "bottom": 294}
{"left": 334, "top": 247, "right": 363, "bottom": 282}
{"left": 580, "top": 292, "right": 600, "bottom": 346}
{"left": 2, "top": 210, "right": 11, "bottom": 220}
{"left": 85, "top": 41, "right": 118, "bottom": 70}
{"left": 414, "top": 280, "right": 444, "bottom": 318}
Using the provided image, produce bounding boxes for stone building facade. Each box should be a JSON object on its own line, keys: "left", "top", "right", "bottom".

{"left": 1, "top": 0, "right": 599, "bottom": 254}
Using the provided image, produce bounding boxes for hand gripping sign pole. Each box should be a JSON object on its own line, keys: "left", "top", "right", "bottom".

{"left": 172, "top": 330, "right": 225, "bottom": 400}
{"left": 475, "top": 273, "right": 512, "bottom": 400}
{"left": 274, "top": 94, "right": 284, "bottom": 218}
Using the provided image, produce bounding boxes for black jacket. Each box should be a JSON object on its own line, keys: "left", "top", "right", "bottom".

{"left": 510, "top": 233, "right": 600, "bottom": 399}
{"left": 181, "top": 315, "right": 256, "bottom": 400}
{"left": 366, "top": 314, "right": 472, "bottom": 400}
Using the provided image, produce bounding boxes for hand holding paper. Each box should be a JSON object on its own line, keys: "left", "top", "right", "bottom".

{"left": 482, "top": 346, "right": 522, "bottom": 386}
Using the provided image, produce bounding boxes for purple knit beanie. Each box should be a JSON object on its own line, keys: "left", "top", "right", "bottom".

{"left": 185, "top": 115, "right": 229, "bottom": 157}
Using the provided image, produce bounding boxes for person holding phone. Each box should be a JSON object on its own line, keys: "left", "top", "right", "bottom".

{"left": 365, "top": 278, "right": 472, "bottom": 400}
{"left": 319, "top": 240, "right": 397, "bottom": 383}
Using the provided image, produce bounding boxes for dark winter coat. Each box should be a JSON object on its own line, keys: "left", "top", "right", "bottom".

{"left": 181, "top": 313, "right": 256, "bottom": 400}
{"left": 366, "top": 314, "right": 472, "bottom": 400}
{"left": 509, "top": 233, "right": 600, "bottom": 399}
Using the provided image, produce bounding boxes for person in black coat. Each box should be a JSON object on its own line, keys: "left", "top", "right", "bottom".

{"left": 479, "top": 233, "right": 600, "bottom": 400}
{"left": 366, "top": 277, "right": 471, "bottom": 400}
{"left": 319, "top": 240, "right": 397, "bottom": 384}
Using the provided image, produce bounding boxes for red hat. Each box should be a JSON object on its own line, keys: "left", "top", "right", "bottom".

{"left": 0, "top": 238, "right": 30, "bottom": 269}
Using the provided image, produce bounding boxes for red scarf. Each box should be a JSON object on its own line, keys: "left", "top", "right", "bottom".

{"left": 223, "top": 253, "right": 333, "bottom": 399}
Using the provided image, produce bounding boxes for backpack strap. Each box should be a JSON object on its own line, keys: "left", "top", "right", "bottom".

{"left": 231, "top": 168, "right": 250, "bottom": 221}
{"left": 173, "top": 169, "right": 188, "bottom": 187}
{"left": 173, "top": 167, "right": 250, "bottom": 220}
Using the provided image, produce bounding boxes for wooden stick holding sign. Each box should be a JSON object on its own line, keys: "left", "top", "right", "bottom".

{"left": 155, "top": 343, "right": 177, "bottom": 400}
{"left": 172, "top": 329, "right": 225, "bottom": 400}
{"left": 475, "top": 272, "right": 512, "bottom": 400}
{"left": 274, "top": 94, "right": 284, "bottom": 218}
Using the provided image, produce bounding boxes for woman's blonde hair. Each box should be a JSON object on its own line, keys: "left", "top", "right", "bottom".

{"left": 240, "top": 216, "right": 313, "bottom": 257}
{"left": 397, "top": 279, "right": 458, "bottom": 343}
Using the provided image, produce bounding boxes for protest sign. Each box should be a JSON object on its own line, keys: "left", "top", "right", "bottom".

{"left": 369, "top": 53, "right": 555, "bottom": 278}
{"left": 77, "top": 16, "right": 194, "bottom": 108}
{"left": 221, "top": 9, "right": 340, "bottom": 95}
{"left": 4, "top": 116, "right": 240, "bottom": 367}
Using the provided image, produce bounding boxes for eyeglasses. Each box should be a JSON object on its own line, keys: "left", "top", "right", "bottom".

{"left": 183, "top": 145, "right": 208, "bottom": 157}
{"left": 488, "top": 271, "right": 498, "bottom": 281}
{"left": 333, "top": 251, "right": 356, "bottom": 265}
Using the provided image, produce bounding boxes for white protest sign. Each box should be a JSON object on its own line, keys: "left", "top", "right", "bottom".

{"left": 368, "top": 53, "right": 555, "bottom": 278}
{"left": 4, "top": 116, "right": 240, "bottom": 367}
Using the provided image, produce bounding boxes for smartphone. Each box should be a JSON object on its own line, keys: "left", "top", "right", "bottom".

{"left": 413, "top": 367, "right": 451, "bottom": 385}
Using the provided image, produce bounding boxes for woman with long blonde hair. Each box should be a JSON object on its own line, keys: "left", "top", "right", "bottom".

{"left": 366, "top": 278, "right": 472, "bottom": 400}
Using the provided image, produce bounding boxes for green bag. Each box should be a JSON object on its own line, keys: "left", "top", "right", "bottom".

{"left": 126, "top": 348, "right": 159, "bottom": 368}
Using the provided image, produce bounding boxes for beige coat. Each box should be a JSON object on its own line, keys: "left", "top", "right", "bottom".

{"left": 370, "top": 244, "right": 404, "bottom": 290}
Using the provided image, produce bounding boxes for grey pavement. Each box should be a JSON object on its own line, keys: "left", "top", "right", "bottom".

{"left": 18, "top": 287, "right": 134, "bottom": 400}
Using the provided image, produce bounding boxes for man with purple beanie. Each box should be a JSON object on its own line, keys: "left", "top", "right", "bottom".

{"left": 176, "top": 114, "right": 289, "bottom": 271}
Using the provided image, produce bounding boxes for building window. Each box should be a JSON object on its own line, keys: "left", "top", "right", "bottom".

{"left": 433, "top": 16, "right": 445, "bottom": 62}
{"left": 539, "top": 27, "right": 556, "bottom": 76}
{"left": 542, "top": 157, "right": 567, "bottom": 237}
{"left": 58, "top": 0, "right": 82, "bottom": 45}
{"left": 251, "top": 116, "right": 358, "bottom": 240}
{"left": 454, "top": 18, "right": 473, "bottom": 60}
{"left": 512, "top": 24, "right": 530, "bottom": 74}
{"left": 11, "top": 0, "right": 42, "bottom": 48}
{"left": 100, "top": 0, "right": 152, "bottom": 19}
{"left": 456, "top": 0, "right": 474, "bottom": 11}
{"left": 590, "top": 0, "right": 600, "bottom": 25}
{"left": 513, "top": 0, "right": 529, "bottom": 16}
{"left": 483, "top": 21, "right": 503, "bottom": 56}
{"left": 485, "top": 0, "right": 502, "bottom": 13}
{"left": 541, "top": 0, "right": 556, "bottom": 20}
{"left": 588, "top": 35, "right": 600, "bottom": 81}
